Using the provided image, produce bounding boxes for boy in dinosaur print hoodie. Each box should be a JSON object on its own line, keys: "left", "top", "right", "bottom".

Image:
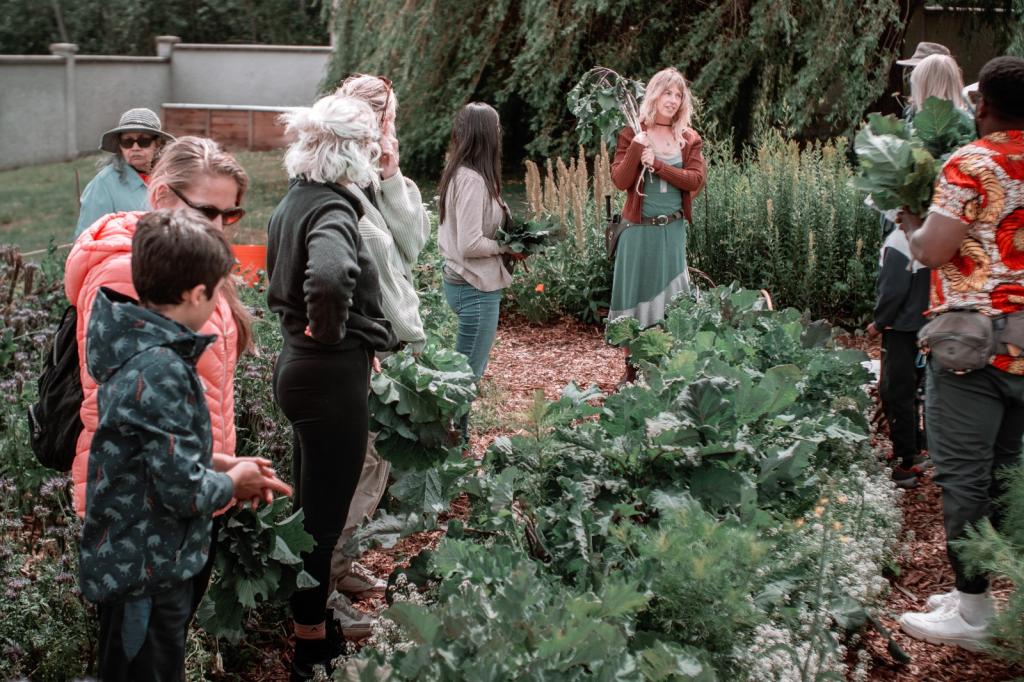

{"left": 79, "top": 209, "right": 290, "bottom": 681}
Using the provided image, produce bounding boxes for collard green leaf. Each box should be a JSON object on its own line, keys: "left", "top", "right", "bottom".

{"left": 388, "top": 602, "right": 442, "bottom": 645}
{"left": 866, "top": 112, "right": 911, "bottom": 139}
{"left": 853, "top": 124, "right": 938, "bottom": 214}
{"left": 370, "top": 344, "right": 476, "bottom": 469}
{"left": 496, "top": 214, "right": 561, "bottom": 255}
{"left": 913, "top": 96, "right": 974, "bottom": 158}
{"left": 605, "top": 315, "right": 641, "bottom": 347}
{"left": 389, "top": 455, "right": 475, "bottom": 516}
{"left": 689, "top": 465, "right": 757, "bottom": 515}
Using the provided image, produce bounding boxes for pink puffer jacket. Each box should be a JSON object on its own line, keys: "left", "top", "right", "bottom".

{"left": 65, "top": 211, "right": 238, "bottom": 516}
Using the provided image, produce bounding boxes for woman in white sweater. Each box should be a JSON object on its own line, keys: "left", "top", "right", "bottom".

{"left": 337, "top": 74, "right": 430, "bottom": 351}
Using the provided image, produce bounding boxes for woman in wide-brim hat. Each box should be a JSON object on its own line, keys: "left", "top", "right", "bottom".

{"left": 74, "top": 107, "right": 175, "bottom": 239}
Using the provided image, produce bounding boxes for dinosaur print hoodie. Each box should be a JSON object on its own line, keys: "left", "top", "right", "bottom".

{"left": 78, "top": 287, "right": 234, "bottom": 603}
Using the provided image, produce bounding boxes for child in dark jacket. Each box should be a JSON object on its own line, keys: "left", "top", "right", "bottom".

{"left": 867, "top": 227, "right": 931, "bottom": 488}
{"left": 79, "top": 209, "right": 291, "bottom": 682}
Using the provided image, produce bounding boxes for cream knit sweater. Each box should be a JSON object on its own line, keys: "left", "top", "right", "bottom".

{"left": 349, "top": 171, "right": 430, "bottom": 351}
{"left": 438, "top": 167, "right": 511, "bottom": 292}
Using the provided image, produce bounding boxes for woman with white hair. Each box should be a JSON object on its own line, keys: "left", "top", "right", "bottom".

{"left": 327, "top": 74, "right": 429, "bottom": 602}
{"left": 609, "top": 67, "right": 706, "bottom": 384}
{"left": 265, "top": 93, "right": 397, "bottom": 680}
{"left": 909, "top": 53, "right": 973, "bottom": 126}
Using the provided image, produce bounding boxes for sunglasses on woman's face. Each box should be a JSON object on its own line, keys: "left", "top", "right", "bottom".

{"left": 169, "top": 186, "right": 246, "bottom": 226}
{"left": 119, "top": 134, "right": 157, "bottom": 149}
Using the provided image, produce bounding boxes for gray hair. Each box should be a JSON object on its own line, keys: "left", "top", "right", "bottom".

{"left": 281, "top": 94, "right": 381, "bottom": 187}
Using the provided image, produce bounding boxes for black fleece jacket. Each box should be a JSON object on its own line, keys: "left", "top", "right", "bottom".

{"left": 266, "top": 178, "right": 397, "bottom": 352}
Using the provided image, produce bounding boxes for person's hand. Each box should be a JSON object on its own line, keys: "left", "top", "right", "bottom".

{"left": 372, "top": 356, "right": 382, "bottom": 373}
{"left": 896, "top": 209, "right": 923, "bottom": 234}
{"left": 380, "top": 135, "right": 400, "bottom": 179}
{"left": 632, "top": 131, "right": 649, "bottom": 147}
{"left": 866, "top": 322, "right": 881, "bottom": 339}
{"left": 640, "top": 147, "right": 655, "bottom": 167}
{"left": 228, "top": 462, "right": 292, "bottom": 503}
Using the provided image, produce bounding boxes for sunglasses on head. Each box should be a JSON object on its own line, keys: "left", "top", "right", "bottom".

{"left": 169, "top": 186, "right": 246, "bottom": 226}
{"left": 119, "top": 134, "right": 157, "bottom": 149}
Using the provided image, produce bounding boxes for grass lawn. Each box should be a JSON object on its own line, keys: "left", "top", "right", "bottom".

{"left": 0, "top": 151, "right": 291, "bottom": 254}
{"left": 0, "top": 151, "right": 524, "bottom": 255}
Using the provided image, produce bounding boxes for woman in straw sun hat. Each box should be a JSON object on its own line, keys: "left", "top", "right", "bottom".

{"left": 73, "top": 107, "right": 175, "bottom": 239}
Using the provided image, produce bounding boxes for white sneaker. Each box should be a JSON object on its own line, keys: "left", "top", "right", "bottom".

{"left": 335, "top": 561, "right": 386, "bottom": 598}
{"left": 925, "top": 588, "right": 959, "bottom": 611}
{"left": 899, "top": 602, "right": 988, "bottom": 652}
{"left": 327, "top": 590, "right": 375, "bottom": 640}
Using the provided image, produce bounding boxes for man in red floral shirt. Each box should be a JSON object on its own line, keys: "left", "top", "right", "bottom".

{"left": 897, "top": 56, "right": 1024, "bottom": 651}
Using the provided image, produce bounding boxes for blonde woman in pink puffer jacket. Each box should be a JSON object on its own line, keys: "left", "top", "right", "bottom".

{"left": 65, "top": 136, "right": 255, "bottom": 517}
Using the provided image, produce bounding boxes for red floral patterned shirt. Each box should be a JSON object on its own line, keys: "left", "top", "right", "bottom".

{"left": 929, "top": 130, "right": 1024, "bottom": 374}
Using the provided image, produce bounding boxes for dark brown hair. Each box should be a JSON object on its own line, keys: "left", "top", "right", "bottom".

{"left": 131, "top": 209, "right": 235, "bottom": 307}
{"left": 438, "top": 102, "right": 502, "bottom": 223}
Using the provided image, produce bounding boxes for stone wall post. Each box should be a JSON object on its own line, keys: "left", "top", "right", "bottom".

{"left": 49, "top": 42, "right": 78, "bottom": 161}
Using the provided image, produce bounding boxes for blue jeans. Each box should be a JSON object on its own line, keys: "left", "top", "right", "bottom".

{"left": 443, "top": 281, "right": 502, "bottom": 440}
{"left": 443, "top": 280, "right": 502, "bottom": 378}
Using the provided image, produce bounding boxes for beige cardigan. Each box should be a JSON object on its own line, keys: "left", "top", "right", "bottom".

{"left": 438, "top": 167, "right": 511, "bottom": 292}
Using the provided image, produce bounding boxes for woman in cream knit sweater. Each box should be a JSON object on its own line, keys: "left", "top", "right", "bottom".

{"left": 438, "top": 102, "right": 520, "bottom": 439}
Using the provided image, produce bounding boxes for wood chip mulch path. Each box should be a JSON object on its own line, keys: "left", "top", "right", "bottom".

{"left": 842, "top": 335, "right": 1024, "bottom": 681}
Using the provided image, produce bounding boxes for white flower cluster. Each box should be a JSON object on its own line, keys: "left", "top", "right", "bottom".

{"left": 737, "top": 617, "right": 847, "bottom": 681}
{"left": 737, "top": 462, "right": 902, "bottom": 680}
{"left": 827, "top": 465, "right": 902, "bottom": 602}
{"left": 360, "top": 574, "right": 431, "bottom": 658}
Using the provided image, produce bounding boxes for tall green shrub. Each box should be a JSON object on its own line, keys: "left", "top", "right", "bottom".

{"left": 326, "top": 0, "right": 904, "bottom": 174}
{"left": 689, "top": 132, "right": 880, "bottom": 324}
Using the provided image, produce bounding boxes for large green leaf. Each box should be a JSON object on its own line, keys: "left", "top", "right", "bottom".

{"left": 637, "top": 641, "right": 717, "bottom": 681}
{"left": 913, "top": 96, "right": 974, "bottom": 158}
{"left": 689, "top": 465, "right": 757, "bottom": 516}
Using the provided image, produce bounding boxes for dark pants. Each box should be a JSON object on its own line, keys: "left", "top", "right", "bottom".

{"left": 880, "top": 330, "right": 925, "bottom": 467}
{"left": 187, "top": 516, "right": 220, "bottom": 624}
{"left": 97, "top": 580, "right": 192, "bottom": 682}
{"left": 926, "top": 362, "right": 1024, "bottom": 593}
{"left": 273, "top": 342, "right": 371, "bottom": 625}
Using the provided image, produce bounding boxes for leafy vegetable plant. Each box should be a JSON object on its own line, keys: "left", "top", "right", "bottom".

{"left": 853, "top": 96, "right": 974, "bottom": 214}
{"left": 496, "top": 213, "right": 561, "bottom": 256}
{"left": 198, "top": 497, "right": 317, "bottom": 642}
{"left": 568, "top": 66, "right": 646, "bottom": 147}
{"left": 369, "top": 344, "right": 477, "bottom": 470}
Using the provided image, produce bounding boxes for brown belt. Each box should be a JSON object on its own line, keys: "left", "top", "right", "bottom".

{"left": 635, "top": 209, "right": 685, "bottom": 225}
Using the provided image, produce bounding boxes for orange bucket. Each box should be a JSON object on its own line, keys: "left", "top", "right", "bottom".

{"left": 232, "top": 244, "right": 266, "bottom": 287}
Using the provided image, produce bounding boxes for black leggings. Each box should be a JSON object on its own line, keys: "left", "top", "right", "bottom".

{"left": 273, "top": 342, "right": 371, "bottom": 625}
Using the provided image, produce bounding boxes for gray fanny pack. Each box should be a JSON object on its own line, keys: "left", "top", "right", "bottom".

{"left": 918, "top": 310, "right": 1024, "bottom": 373}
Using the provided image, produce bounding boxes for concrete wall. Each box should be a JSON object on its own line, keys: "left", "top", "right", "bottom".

{"left": 0, "top": 39, "right": 330, "bottom": 170}
{"left": 0, "top": 57, "right": 74, "bottom": 168}
{"left": 171, "top": 44, "right": 331, "bottom": 107}
{"left": 74, "top": 58, "right": 170, "bottom": 155}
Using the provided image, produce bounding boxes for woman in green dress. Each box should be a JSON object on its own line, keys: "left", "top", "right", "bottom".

{"left": 610, "top": 67, "right": 706, "bottom": 383}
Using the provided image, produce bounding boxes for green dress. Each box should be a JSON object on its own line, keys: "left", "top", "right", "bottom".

{"left": 609, "top": 154, "right": 690, "bottom": 328}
